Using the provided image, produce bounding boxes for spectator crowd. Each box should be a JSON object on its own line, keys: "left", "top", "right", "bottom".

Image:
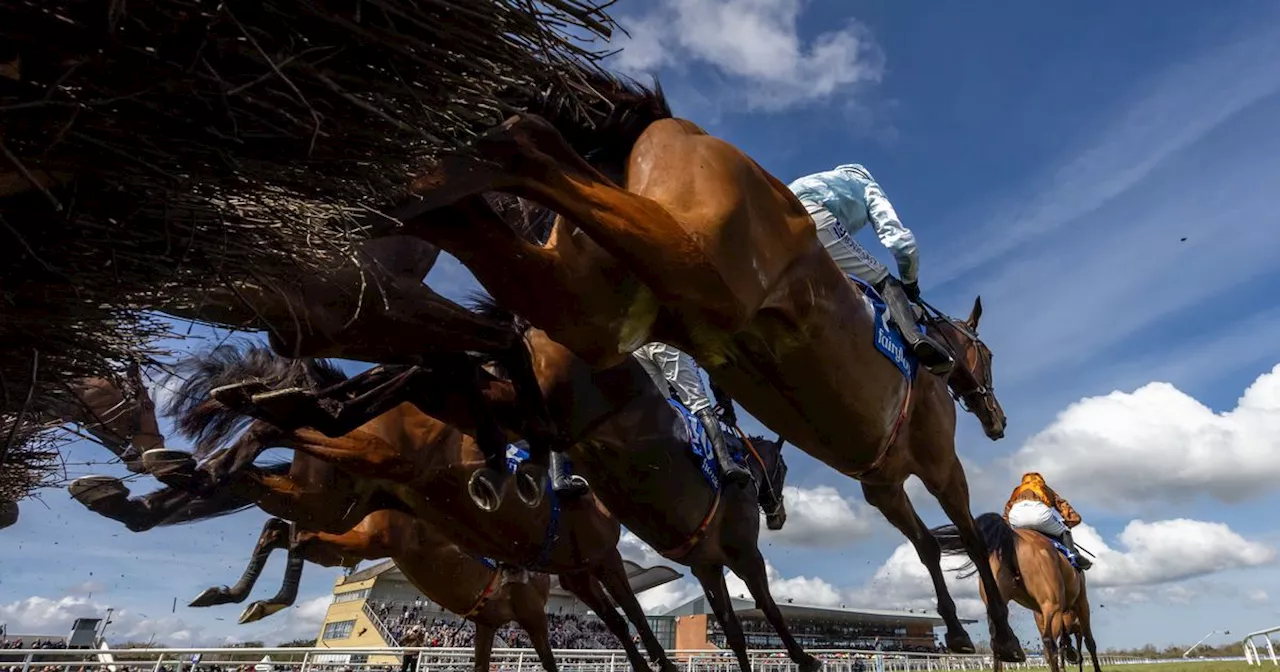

{"left": 367, "top": 601, "right": 622, "bottom": 650}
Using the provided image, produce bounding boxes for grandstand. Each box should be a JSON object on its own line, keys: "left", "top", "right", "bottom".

{"left": 314, "top": 559, "right": 682, "bottom": 663}
{"left": 663, "top": 597, "right": 971, "bottom": 652}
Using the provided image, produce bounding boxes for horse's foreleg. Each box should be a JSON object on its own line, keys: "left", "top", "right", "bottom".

{"left": 594, "top": 550, "right": 678, "bottom": 672}
{"left": 411, "top": 115, "right": 745, "bottom": 330}
{"left": 238, "top": 546, "right": 305, "bottom": 624}
{"left": 921, "top": 456, "right": 1024, "bottom": 663}
{"left": 510, "top": 591, "right": 558, "bottom": 672}
{"left": 1075, "top": 588, "right": 1102, "bottom": 672}
{"left": 690, "top": 564, "right": 753, "bottom": 672}
{"left": 557, "top": 573, "right": 650, "bottom": 672}
{"left": 190, "top": 517, "right": 290, "bottom": 608}
{"left": 729, "top": 550, "right": 821, "bottom": 672}
{"left": 862, "top": 481, "right": 975, "bottom": 654}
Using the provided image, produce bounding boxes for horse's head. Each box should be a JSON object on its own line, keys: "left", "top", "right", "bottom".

{"left": 747, "top": 435, "right": 790, "bottom": 530}
{"left": 929, "top": 297, "right": 1006, "bottom": 440}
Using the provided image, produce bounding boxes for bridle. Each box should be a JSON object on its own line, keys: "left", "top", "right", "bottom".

{"left": 919, "top": 301, "right": 995, "bottom": 416}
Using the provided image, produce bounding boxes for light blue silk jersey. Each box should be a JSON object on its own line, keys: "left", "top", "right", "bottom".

{"left": 787, "top": 163, "right": 919, "bottom": 284}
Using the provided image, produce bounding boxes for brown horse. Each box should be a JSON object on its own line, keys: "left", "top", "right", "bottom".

{"left": 390, "top": 73, "right": 1021, "bottom": 660}
{"left": 167, "top": 345, "right": 679, "bottom": 672}
{"left": 933, "top": 514, "right": 1101, "bottom": 672}
{"left": 210, "top": 306, "right": 818, "bottom": 672}
{"left": 71, "top": 439, "right": 562, "bottom": 672}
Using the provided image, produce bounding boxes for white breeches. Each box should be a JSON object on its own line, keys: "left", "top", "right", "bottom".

{"left": 631, "top": 342, "right": 713, "bottom": 413}
{"left": 802, "top": 199, "right": 890, "bottom": 285}
{"left": 1007, "top": 500, "right": 1068, "bottom": 538}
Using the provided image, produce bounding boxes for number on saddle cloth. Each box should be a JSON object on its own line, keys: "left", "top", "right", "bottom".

{"left": 847, "top": 274, "right": 924, "bottom": 380}
{"left": 666, "top": 398, "right": 746, "bottom": 492}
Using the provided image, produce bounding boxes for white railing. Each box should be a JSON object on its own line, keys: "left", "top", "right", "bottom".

{"left": 1244, "top": 625, "right": 1280, "bottom": 665}
{"left": 361, "top": 600, "right": 400, "bottom": 647}
{"left": 0, "top": 646, "right": 1165, "bottom": 672}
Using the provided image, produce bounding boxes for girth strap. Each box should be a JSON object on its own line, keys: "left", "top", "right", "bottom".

{"left": 659, "top": 489, "right": 722, "bottom": 562}
{"left": 841, "top": 379, "right": 913, "bottom": 479}
{"left": 461, "top": 569, "right": 503, "bottom": 619}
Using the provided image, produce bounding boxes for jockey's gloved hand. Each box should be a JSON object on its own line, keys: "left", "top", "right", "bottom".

{"left": 903, "top": 281, "right": 922, "bottom": 302}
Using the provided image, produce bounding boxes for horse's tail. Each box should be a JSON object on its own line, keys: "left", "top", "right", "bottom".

{"left": 513, "top": 71, "right": 672, "bottom": 184}
{"left": 164, "top": 341, "right": 347, "bottom": 458}
{"left": 932, "top": 512, "right": 1019, "bottom": 580}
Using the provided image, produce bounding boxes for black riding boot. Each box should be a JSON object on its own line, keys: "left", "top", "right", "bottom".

{"left": 549, "top": 450, "right": 588, "bottom": 498}
{"left": 1061, "top": 530, "right": 1092, "bottom": 570}
{"left": 697, "top": 407, "right": 750, "bottom": 486}
{"left": 877, "top": 278, "right": 954, "bottom": 376}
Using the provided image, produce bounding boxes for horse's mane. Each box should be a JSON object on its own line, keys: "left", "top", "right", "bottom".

{"left": 511, "top": 71, "right": 672, "bottom": 185}
{"left": 932, "top": 512, "right": 1019, "bottom": 580}
{"left": 165, "top": 341, "right": 347, "bottom": 458}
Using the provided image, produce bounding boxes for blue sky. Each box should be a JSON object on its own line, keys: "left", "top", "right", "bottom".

{"left": 5, "top": 0, "right": 1280, "bottom": 653}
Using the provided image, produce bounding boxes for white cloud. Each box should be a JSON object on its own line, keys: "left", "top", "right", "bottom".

{"left": 611, "top": 0, "right": 884, "bottom": 111}
{"left": 763, "top": 485, "right": 876, "bottom": 547}
{"left": 848, "top": 517, "right": 1273, "bottom": 616}
{"left": 64, "top": 580, "right": 107, "bottom": 597}
{"left": 1074, "top": 520, "right": 1275, "bottom": 588}
{"left": 1249, "top": 589, "right": 1269, "bottom": 604}
{"left": 0, "top": 593, "right": 332, "bottom": 646}
{"left": 725, "top": 559, "right": 844, "bottom": 607}
{"left": 1009, "top": 364, "right": 1280, "bottom": 509}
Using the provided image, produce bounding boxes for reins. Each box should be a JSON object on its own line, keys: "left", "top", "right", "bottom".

{"left": 917, "top": 299, "right": 992, "bottom": 412}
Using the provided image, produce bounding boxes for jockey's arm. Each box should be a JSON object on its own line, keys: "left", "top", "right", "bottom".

{"left": 1056, "top": 498, "right": 1082, "bottom": 528}
{"left": 861, "top": 179, "right": 920, "bottom": 285}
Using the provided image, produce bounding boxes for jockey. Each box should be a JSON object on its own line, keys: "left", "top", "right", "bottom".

{"left": 787, "top": 164, "right": 953, "bottom": 376}
{"left": 633, "top": 342, "right": 751, "bottom": 486}
{"left": 1004, "top": 472, "right": 1092, "bottom": 570}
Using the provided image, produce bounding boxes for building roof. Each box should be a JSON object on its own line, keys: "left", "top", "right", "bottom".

{"left": 663, "top": 595, "right": 976, "bottom": 627}
{"left": 337, "top": 558, "right": 682, "bottom": 597}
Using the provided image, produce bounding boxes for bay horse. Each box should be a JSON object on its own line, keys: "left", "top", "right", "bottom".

{"left": 209, "top": 309, "right": 818, "bottom": 672}
{"left": 385, "top": 73, "right": 1021, "bottom": 660}
{"left": 166, "top": 345, "right": 679, "bottom": 672}
{"left": 933, "top": 514, "right": 1101, "bottom": 672}
{"left": 78, "top": 473, "right": 561, "bottom": 672}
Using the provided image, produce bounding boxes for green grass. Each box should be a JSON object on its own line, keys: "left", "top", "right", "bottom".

{"left": 1062, "top": 662, "right": 1255, "bottom": 672}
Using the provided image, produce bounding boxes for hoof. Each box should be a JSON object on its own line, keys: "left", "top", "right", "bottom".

{"left": 210, "top": 380, "right": 271, "bottom": 412}
{"left": 993, "top": 634, "right": 1026, "bottom": 663}
{"left": 1064, "top": 644, "right": 1081, "bottom": 665}
{"left": 141, "top": 448, "right": 197, "bottom": 477}
{"left": 69, "top": 475, "right": 130, "bottom": 508}
{"left": 514, "top": 465, "right": 546, "bottom": 509}
{"left": 238, "top": 601, "right": 286, "bottom": 624}
{"left": 797, "top": 654, "right": 823, "bottom": 672}
{"left": 468, "top": 467, "right": 505, "bottom": 513}
{"left": 189, "top": 586, "right": 235, "bottom": 608}
{"left": 946, "top": 630, "right": 976, "bottom": 655}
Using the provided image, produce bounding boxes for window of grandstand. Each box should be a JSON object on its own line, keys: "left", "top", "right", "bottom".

{"left": 322, "top": 619, "right": 356, "bottom": 640}
{"left": 334, "top": 588, "right": 371, "bottom": 604}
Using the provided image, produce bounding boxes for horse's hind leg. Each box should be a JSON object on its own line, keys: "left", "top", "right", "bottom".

{"left": 861, "top": 481, "right": 975, "bottom": 654}
{"left": 410, "top": 115, "right": 746, "bottom": 329}
{"left": 594, "top": 549, "right": 678, "bottom": 672}
{"left": 690, "top": 564, "right": 753, "bottom": 672}
{"left": 728, "top": 549, "right": 821, "bottom": 671}
{"left": 190, "top": 517, "right": 289, "bottom": 608}
{"left": 472, "top": 623, "right": 496, "bottom": 672}
{"left": 1076, "top": 591, "right": 1102, "bottom": 672}
{"left": 558, "top": 572, "right": 650, "bottom": 672}
{"left": 918, "top": 451, "right": 1024, "bottom": 662}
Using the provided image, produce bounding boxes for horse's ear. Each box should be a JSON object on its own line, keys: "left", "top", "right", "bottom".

{"left": 968, "top": 296, "right": 983, "bottom": 331}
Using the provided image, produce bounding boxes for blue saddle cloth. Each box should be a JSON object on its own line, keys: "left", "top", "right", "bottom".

{"left": 666, "top": 398, "right": 747, "bottom": 492}
{"left": 1048, "top": 536, "right": 1083, "bottom": 571}
{"left": 847, "top": 275, "right": 923, "bottom": 380}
